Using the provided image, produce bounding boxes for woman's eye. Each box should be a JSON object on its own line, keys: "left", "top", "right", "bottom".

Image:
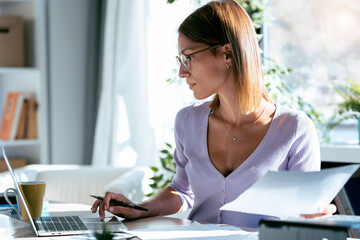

{"left": 188, "top": 55, "right": 194, "bottom": 61}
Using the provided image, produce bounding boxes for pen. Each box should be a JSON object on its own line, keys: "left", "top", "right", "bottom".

{"left": 90, "top": 195, "right": 148, "bottom": 211}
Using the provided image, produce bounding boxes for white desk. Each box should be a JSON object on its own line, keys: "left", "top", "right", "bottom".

{"left": 321, "top": 144, "right": 360, "bottom": 164}
{"left": 2, "top": 202, "right": 359, "bottom": 240}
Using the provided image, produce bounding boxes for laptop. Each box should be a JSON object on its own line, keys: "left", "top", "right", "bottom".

{"left": 1, "top": 146, "right": 128, "bottom": 237}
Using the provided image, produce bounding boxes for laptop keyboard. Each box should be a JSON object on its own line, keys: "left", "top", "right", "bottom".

{"left": 34, "top": 216, "right": 88, "bottom": 232}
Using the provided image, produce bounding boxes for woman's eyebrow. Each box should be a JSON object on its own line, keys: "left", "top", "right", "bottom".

{"left": 180, "top": 47, "right": 196, "bottom": 54}
{"left": 180, "top": 48, "right": 190, "bottom": 54}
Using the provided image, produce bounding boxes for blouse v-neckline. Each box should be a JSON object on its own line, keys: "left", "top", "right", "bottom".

{"left": 202, "top": 104, "right": 279, "bottom": 179}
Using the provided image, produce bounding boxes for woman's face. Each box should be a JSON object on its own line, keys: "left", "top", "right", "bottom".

{"left": 177, "top": 33, "right": 232, "bottom": 100}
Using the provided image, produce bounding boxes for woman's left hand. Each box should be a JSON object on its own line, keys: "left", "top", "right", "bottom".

{"left": 300, "top": 204, "right": 337, "bottom": 219}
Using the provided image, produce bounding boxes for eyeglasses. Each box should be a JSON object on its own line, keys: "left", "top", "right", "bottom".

{"left": 176, "top": 44, "right": 224, "bottom": 71}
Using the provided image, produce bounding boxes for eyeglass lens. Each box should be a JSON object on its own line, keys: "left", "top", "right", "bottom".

{"left": 176, "top": 55, "right": 190, "bottom": 70}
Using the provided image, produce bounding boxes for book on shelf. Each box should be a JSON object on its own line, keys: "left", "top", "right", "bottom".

{"left": 0, "top": 92, "right": 24, "bottom": 140}
{"left": 14, "top": 98, "right": 29, "bottom": 139}
{"left": 0, "top": 92, "right": 38, "bottom": 140}
{"left": 26, "top": 97, "right": 38, "bottom": 139}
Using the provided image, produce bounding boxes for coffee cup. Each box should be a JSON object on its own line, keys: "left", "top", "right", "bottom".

{"left": 4, "top": 181, "right": 46, "bottom": 220}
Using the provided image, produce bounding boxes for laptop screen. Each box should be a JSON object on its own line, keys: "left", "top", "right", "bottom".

{"left": 1, "top": 146, "right": 39, "bottom": 235}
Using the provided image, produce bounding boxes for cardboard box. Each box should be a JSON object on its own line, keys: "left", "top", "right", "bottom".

{"left": 0, "top": 15, "right": 24, "bottom": 67}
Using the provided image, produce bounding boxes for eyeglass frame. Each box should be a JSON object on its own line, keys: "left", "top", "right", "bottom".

{"left": 176, "top": 44, "right": 224, "bottom": 71}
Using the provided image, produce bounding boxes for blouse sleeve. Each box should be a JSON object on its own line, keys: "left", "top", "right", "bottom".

{"left": 287, "top": 111, "right": 321, "bottom": 171}
{"left": 168, "top": 107, "right": 194, "bottom": 211}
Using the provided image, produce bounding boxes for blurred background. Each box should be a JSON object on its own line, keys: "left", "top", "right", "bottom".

{"left": 0, "top": 0, "right": 359, "bottom": 169}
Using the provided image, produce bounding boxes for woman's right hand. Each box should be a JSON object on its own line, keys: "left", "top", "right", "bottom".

{"left": 91, "top": 191, "right": 145, "bottom": 221}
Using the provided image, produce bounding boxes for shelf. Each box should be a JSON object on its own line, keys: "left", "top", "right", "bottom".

{"left": 0, "top": 139, "right": 40, "bottom": 147}
{"left": 0, "top": 0, "right": 35, "bottom": 2}
{"left": 321, "top": 144, "right": 360, "bottom": 164}
{"left": 0, "top": 68, "right": 39, "bottom": 74}
{"left": 0, "top": 0, "right": 49, "bottom": 165}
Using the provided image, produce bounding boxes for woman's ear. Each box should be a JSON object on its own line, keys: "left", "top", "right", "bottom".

{"left": 223, "top": 43, "right": 232, "bottom": 59}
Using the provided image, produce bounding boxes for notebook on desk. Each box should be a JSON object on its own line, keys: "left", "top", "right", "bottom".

{"left": 1, "top": 146, "right": 128, "bottom": 237}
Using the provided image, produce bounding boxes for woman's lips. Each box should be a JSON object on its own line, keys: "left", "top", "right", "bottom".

{"left": 188, "top": 83, "right": 196, "bottom": 90}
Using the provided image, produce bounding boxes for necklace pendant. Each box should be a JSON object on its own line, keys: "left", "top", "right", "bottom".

{"left": 219, "top": 103, "right": 267, "bottom": 142}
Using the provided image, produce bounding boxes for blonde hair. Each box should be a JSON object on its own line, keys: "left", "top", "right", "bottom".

{"left": 179, "top": 0, "right": 271, "bottom": 113}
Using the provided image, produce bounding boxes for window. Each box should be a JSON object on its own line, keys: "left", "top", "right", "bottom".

{"left": 266, "top": 0, "right": 360, "bottom": 144}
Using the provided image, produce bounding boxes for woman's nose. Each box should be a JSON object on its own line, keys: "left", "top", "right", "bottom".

{"left": 178, "top": 64, "right": 189, "bottom": 78}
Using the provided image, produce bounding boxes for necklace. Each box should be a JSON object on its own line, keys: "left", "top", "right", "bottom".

{"left": 219, "top": 103, "right": 267, "bottom": 141}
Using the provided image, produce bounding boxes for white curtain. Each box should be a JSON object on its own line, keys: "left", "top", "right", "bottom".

{"left": 92, "top": 0, "right": 151, "bottom": 166}
{"left": 91, "top": 0, "right": 118, "bottom": 166}
{"left": 92, "top": 0, "right": 196, "bottom": 167}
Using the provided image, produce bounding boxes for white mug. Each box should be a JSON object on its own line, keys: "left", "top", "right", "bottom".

{"left": 4, "top": 181, "right": 46, "bottom": 220}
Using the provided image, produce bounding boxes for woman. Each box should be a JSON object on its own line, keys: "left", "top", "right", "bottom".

{"left": 92, "top": 0, "right": 335, "bottom": 228}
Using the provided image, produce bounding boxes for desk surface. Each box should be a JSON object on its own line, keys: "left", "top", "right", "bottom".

{"left": 1, "top": 216, "right": 195, "bottom": 240}
{"left": 123, "top": 215, "right": 193, "bottom": 231}
{"left": 2, "top": 203, "right": 358, "bottom": 240}
{"left": 0, "top": 203, "right": 208, "bottom": 240}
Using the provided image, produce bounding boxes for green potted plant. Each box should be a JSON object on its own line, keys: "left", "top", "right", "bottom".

{"left": 147, "top": 143, "right": 176, "bottom": 197}
{"left": 328, "top": 79, "right": 360, "bottom": 144}
{"left": 93, "top": 225, "right": 114, "bottom": 240}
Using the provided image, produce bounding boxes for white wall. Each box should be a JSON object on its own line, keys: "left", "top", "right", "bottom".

{"left": 47, "top": 0, "right": 100, "bottom": 164}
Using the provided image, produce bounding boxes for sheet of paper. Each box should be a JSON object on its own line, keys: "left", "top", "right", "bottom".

{"left": 220, "top": 164, "right": 360, "bottom": 218}
{"left": 0, "top": 214, "right": 33, "bottom": 238}
{"left": 128, "top": 223, "right": 258, "bottom": 240}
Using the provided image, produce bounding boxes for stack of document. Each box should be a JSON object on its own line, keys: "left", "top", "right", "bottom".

{"left": 128, "top": 222, "right": 258, "bottom": 240}
{"left": 221, "top": 164, "right": 360, "bottom": 218}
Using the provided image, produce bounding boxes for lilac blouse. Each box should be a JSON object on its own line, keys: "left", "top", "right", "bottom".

{"left": 168, "top": 102, "right": 320, "bottom": 228}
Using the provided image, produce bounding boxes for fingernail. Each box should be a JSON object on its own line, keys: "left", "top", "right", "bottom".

{"left": 91, "top": 207, "right": 94, "bottom": 212}
{"left": 318, "top": 207, "right": 324, "bottom": 213}
{"left": 109, "top": 207, "right": 114, "bottom": 212}
{"left": 104, "top": 205, "right": 108, "bottom": 210}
